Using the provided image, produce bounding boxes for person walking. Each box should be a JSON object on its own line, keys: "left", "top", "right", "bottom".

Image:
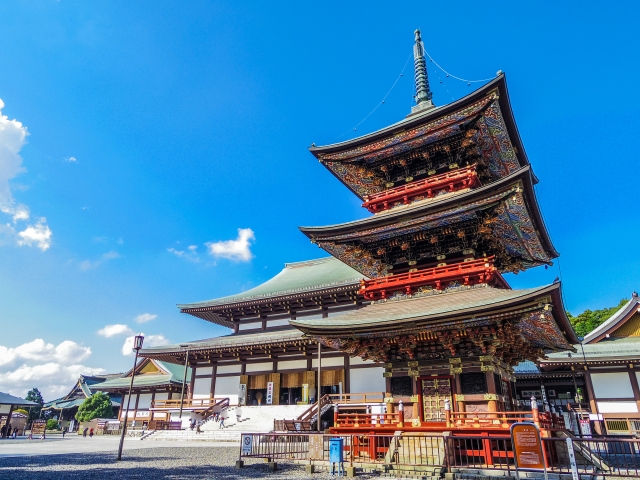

{"left": 26, "top": 430, "right": 33, "bottom": 440}
{"left": 62, "top": 427, "right": 67, "bottom": 438}
{"left": 89, "top": 428, "right": 94, "bottom": 438}
{"left": 219, "top": 415, "right": 225, "bottom": 429}
{"left": 82, "top": 427, "right": 88, "bottom": 437}
{"left": 196, "top": 420, "right": 202, "bottom": 434}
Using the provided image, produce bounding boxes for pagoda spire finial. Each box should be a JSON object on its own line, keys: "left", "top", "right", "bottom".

{"left": 409, "top": 29, "right": 436, "bottom": 115}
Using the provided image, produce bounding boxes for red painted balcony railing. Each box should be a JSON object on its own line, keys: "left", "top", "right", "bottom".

{"left": 359, "top": 257, "right": 505, "bottom": 300}
{"left": 362, "top": 165, "right": 479, "bottom": 213}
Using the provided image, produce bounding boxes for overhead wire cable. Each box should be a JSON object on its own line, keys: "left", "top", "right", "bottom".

{"left": 422, "top": 45, "right": 494, "bottom": 84}
{"left": 335, "top": 51, "right": 413, "bottom": 140}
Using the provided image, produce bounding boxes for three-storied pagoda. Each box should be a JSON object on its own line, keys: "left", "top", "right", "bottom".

{"left": 291, "top": 30, "right": 578, "bottom": 430}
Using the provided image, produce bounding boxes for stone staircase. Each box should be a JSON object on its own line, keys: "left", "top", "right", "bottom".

{"left": 146, "top": 405, "right": 308, "bottom": 442}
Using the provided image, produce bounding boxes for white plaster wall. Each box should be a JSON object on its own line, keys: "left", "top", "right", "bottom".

{"left": 245, "top": 362, "right": 273, "bottom": 373}
{"left": 591, "top": 372, "right": 634, "bottom": 398}
{"left": 154, "top": 392, "right": 168, "bottom": 401}
{"left": 348, "top": 356, "right": 378, "bottom": 366}
{"left": 193, "top": 377, "right": 212, "bottom": 399}
{"left": 239, "top": 322, "right": 263, "bottom": 331}
{"left": 0, "top": 405, "right": 11, "bottom": 414}
{"left": 268, "top": 319, "right": 290, "bottom": 327}
{"left": 349, "top": 367, "right": 386, "bottom": 393}
{"left": 217, "top": 364, "right": 242, "bottom": 374}
{"left": 197, "top": 366, "right": 213, "bottom": 376}
{"left": 312, "top": 357, "right": 345, "bottom": 368}
{"left": 597, "top": 401, "right": 639, "bottom": 413}
{"left": 214, "top": 375, "right": 240, "bottom": 405}
{"left": 278, "top": 359, "right": 308, "bottom": 370}
{"left": 137, "top": 393, "right": 153, "bottom": 409}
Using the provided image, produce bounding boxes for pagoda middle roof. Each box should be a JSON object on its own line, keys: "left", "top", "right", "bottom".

{"left": 178, "top": 256, "right": 363, "bottom": 311}
{"left": 299, "top": 166, "right": 557, "bottom": 277}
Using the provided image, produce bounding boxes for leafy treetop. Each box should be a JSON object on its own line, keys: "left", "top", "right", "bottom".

{"left": 567, "top": 298, "right": 628, "bottom": 338}
{"left": 76, "top": 392, "right": 114, "bottom": 422}
{"left": 25, "top": 388, "right": 44, "bottom": 423}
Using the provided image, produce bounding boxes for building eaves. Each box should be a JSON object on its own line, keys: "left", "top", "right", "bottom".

{"left": 583, "top": 294, "right": 640, "bottom": 343}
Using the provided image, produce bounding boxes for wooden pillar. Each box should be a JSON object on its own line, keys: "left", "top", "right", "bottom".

{"left": 455, "top": 374, "right": 465, "bottom": 413}
{"left": 211, "top": 365, "right": 217, "bottom": 398}
{"left": 628, "top": 366, "right": 640, "bottom": 413}
{"left": 344, "top": 354, "right": 350, "bottom": 394}
{"left": 270, "top": 373, "right": 281, "bottom": 405}
{"left": 486, "top": 371, "right": 498, "bottom": 414}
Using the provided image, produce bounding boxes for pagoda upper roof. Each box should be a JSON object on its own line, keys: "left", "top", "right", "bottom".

{"left": 299, "top": 166, "right": 558, "bottom": 277}
{"left": 178, "top": 257, "right": 363, "bottom": 327}
{"left": 291, "top": 282, "right": 578, "bottom": 352}
{"left": 310, "top": 74, "right": 531, "bottom": 199}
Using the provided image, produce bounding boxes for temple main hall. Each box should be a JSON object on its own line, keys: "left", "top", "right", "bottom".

{"left": 139, "top": 30, "right": 577, "bottom": 434}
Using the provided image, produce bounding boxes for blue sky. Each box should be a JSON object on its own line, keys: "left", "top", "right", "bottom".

{"left": 0, "top": 1, "right": 638, "bottom": 399}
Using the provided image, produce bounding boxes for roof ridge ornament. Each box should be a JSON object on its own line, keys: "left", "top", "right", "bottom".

{"left": 409, "top": 29, "right": 436, "bottom": 116}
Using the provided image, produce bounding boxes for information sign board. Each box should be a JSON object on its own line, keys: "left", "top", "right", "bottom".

{"left": 510, "top": 422, "right": 545, "bottom": 471}
{"left": 266, "top": 382, "right": 274, "bottom": 405}
{"left": 241, "top": 434, "right": 253, "bottom": 454}
{"left": 31, "top": 419, "right": 46, "bottom": 435}
{"left": 309, "top": 434, "right": 324, "bottom": 460}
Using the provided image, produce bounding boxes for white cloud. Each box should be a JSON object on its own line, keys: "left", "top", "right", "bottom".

{"left": 0, "top": 363, "right": 106, "bottom": 400}
{"left": 80, "top": 250, "right": 120, "bottom": 271}
{"left": 0, "top": 338, "right": 105, "bottom": 400}
{"left": 206, "top": 228, "right": 255, "bottom": 262}
{"left": 168, "top": 244, "right": 200, "bottom": 263}
{"left": 0, "top": 339, "right": 92, "bottom": 368}
{"left": 0, "top": 98, "right": 28, "bottom": 211}
{"left": 64, "top": 156, "right": 77, "bottom": 163}
{"left": 135, "top": 313, "right": 157, "bottom": 324}
{"left": 0, "top": 99, "right": 53, "bottom": 250}
{"left": 122, "top": 333, "right": 169, "bottom": 356}
{"left": 97, "top": 324, "right": 134, "bottom": 338}
{"left": 17, "top": 218, "right": 52, "bottom": 251}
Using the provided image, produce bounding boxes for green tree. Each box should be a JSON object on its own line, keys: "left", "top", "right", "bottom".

{"left": 46, "top": 419, "right": 59, "bottom": 431}
{"left": 75, "top": 392, "right": 114, "bottom": 422}
{"left": 12, "top": 408, "right": 28, "bottom": 416}
{"left": 25, "top": 388, "right": 44, "bottom": 423}
{"left": 567, "top": 298, "right": 628, "bottom": 338}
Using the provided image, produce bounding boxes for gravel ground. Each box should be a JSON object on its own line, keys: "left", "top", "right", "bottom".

{"left": 0, "top": 446, "right": 375, "bottom": 479}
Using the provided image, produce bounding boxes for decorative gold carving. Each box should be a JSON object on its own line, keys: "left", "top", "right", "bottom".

{"left": 484, "top": 394, "right": 499, "bottom": 401}
{"left": 481, "top": 365, "right": 496, "bottom": 372}
{"left": 479, "top": 355, "right": 495, "bottom": 362}
{"left": 408, "top": 369, "right": 420, "bottom": 377}
{"left": 450, "top": 367, "right": 462, "bottom": 375}
{"left": 428, "top": 169, "right": 436, "bottom": 175}
{"left": 408, "top": 260, "right": 417, "bottom": 266}
{"left": 405, "top": 176, "right": 414, "bottom": 182}
{"left": 384, "top": 397, "right": 394, "bottom": 403}
{"left": 383, "top": 363, "right": 393, "bottom": 369}
{"left": 455, "top": 394, "right": 465, "bottom": 402}
{"left": 407, "top": 361, "right": 419, "bottom": 367}
{"left": 411, "top": 418, "right": 422, "bottom": 427}
{"left": 410, "top": 395, "right": 419, "bottom": 403}
{"left": 383, "top": 372, "right": 393, "bottom": 378}
{"left": 463, "top": 248, "right": 475, "bottom": 255}
{"left": 449, "top": 358, "right": 462, "bottom": 364}
{"left": 436, "top": 254, "right": 446, "bottom": 261}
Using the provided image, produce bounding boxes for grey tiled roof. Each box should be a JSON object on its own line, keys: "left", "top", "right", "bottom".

{"left": 140, "top": 328, "right": 307, "bottom": 356}
{"left": 291, "top": 284, "right": 550, "bottom": 331}
{"left": 0, "top": 392, "right": 38, "bottom": 407}
{"left": 178, "top": 257, "right": 362, "bottom": 309}
{"left": 543, "top": 337, "right": 640, "bottom": 363}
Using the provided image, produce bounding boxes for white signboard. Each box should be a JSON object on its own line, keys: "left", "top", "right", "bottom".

{"left": 135, "top": 411, "right": 150, "bottom": 418}
{"left": 241, "top": 434, "right": 253, "bottom": 454}
{"left": 238, "top": 384, "right": 247, "bottom": 406}
{"left": 266, "top": 382, "right": 274, "bottom": 405}
{"left": 565, "top": 437, "right": 580, "bottom": 480}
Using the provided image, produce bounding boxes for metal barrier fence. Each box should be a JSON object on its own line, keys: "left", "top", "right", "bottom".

{"left": 238, "top": 432, "right": 640, "bottom": 477}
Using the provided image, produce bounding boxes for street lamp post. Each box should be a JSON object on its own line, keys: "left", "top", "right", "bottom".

{"left": 117, "top": 334, "right": 144, "bottom": 461}
{"left": 178, "top": 346, "right": 190, "bottom": 421}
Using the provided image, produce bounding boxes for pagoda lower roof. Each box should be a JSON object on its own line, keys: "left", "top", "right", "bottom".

{"left": 291, "top": 282, "right": 578, "bottom": 351}
{"left": 178, "top": 257, "right": 363, "bottom": 327}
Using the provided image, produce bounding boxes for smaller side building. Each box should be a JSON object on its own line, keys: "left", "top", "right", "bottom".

{"left": 515, "top": 292, "right": 640, "bottom": 435}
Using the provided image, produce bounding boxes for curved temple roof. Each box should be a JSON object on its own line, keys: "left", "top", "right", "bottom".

{"left": 179, "top": 257, "right": 362, "bottom": 310}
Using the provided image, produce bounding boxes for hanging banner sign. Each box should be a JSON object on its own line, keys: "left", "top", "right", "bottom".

{"left": 266, "top": 382, "right": 274, "bottom": 405}
{"left": 302, "top": 384, "right": 309, "bottom": 404}
{"left": 510, "top": 422, "right": 546, "bottom": 472}
{"left": 565, "top": 437, "right": 580, "bottom": 480}
{"left": 238, "top": 384, "right": 247, "bottom": 406}
{"left": 241, "top": 434, "right": 253, "bottom": 454}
